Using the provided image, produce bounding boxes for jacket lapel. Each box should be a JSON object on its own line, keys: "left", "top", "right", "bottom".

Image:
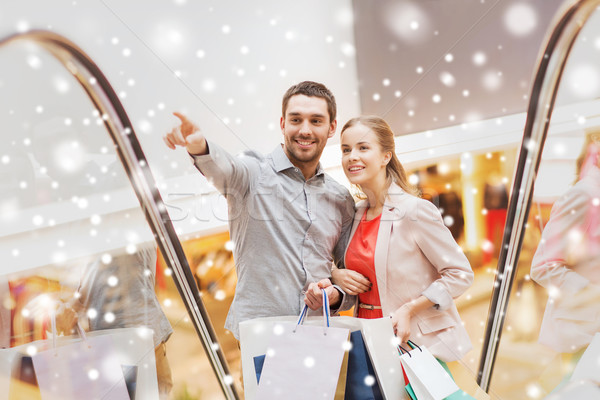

{"left": 344, "top": 185, "right": 406, "bottom": 316}
{"left": 374, "top": 183, "right": 406, "bottom": 316}
{"left": 344, "top": 201, "right": 368, "bottom": 268}
{"left": 374, "top": 204, "right": 393, "bottom": 315}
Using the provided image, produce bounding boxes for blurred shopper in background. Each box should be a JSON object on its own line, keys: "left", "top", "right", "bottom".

{"left": 531, "top": 129, "right": 600, "bottom": 389}
{"left": 56, "top": 245, "right": 173, "bottom": 399}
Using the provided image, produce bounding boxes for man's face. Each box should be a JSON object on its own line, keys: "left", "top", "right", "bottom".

{"left": 280, "top": 94, "right": 336, "bottom": 169}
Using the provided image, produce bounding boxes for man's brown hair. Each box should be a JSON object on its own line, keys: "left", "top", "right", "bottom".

{"left": 282, "top": 81, "right": 336, "bottom": 122}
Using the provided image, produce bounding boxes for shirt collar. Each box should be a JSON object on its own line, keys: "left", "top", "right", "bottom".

{"left": 271, "top": 144, "right": 325, "bottom": 177}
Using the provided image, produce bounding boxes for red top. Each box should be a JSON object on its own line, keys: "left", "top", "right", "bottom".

{"left": 345, "top": 211, "right": 383, "bottom": 319}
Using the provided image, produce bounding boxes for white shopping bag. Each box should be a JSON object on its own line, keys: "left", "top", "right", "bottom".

{"left": 0, "top": 327, "right": 159, "bottom": 400}
{"left": 359, "top": 317, "right": 409, "bottom": 399}
{"left": 399, "top": 343, "right": 459, "bottom": 400}
{"left": 545, "top": 380, "right": 600, "bottom": 400}
{"left": 241, "top": 312, "right": 407, "bottom": 399}
{"left": 570, "top": 332, "right": 600, "bottom": 384}
{"left": 32, "top": 334, "right": 130, "bottom": 400}
{"left": 255, "top": 290, "right": 349, "bottom": 400}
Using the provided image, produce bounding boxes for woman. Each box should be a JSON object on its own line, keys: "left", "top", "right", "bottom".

{"left": 332, "top": 115, "right": 473, "bottom": 362}
{"left": 530, "top": 130, "right": 600, "bottom": 390}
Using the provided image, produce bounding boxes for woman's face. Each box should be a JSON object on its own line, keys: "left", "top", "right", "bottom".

{"left": 340, "top": 123, "right": 391, "bottom": 187}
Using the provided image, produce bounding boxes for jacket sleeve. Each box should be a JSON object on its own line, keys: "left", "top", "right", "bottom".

{"left": 531, "top": 186, "right": 591, "bottom": 294}
{"left": 330, "top": 193, "right": 357, "bottom": 313}
{"left": 190, "top": 139, "right": 261, "bottom": 199}
{"left": 332, "top": 191, "right": 356, "bottom": 269}
{"left": 409, "top": 198, "right": 474, "bottom": 311}
{"left": 330, "top": 284, "right": 356, "bottom": 314}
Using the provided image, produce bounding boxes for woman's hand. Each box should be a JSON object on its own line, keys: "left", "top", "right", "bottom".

{"left": 331, "top": 268, "right": 371, "bottom": 296}
{"left": 391, "top": 305, "right": 412, "bottom": 344}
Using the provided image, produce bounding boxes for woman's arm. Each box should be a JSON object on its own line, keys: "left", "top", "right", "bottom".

{"left": 531, "top": 185, "right": 592, "bottom": 293}
{"left": 391, "top": 296, "right": 435, "bottom": 343}
{"left": 409, "top": 199, "right": 474, "bottom": 310}
{"left": 331, "top": 267, "right": 371, "bottom": 296}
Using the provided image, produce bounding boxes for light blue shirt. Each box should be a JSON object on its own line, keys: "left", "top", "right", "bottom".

{"left": 192, "top": 140, "right": 355, "bottom": 339}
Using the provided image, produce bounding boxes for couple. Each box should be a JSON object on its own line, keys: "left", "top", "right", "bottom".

{"left": 164, "top": 81, "right": 473, "bottom": 365}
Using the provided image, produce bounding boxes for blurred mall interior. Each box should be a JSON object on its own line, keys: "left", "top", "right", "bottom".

{"left": 2, "top": 0, "right": 600, "bottom": 399}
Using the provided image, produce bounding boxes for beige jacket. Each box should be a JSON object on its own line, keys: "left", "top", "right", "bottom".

{"left": 531, "top": 166, "right": 600, "bottom": 353}
{"left": 343, "top": 183, "right": 474, "bottom": 361}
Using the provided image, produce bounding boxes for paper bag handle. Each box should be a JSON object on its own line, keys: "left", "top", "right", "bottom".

{"left": 294, "top": 289, "right": 330, "bottom": 335}
{"left": 49, "top": 306, "right": 89, "bottom": 354}
{"left": 397, "top": 340, "right": 421, "bottom": 358}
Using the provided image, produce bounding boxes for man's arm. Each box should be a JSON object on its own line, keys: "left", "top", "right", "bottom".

{"left": 164, "top": 112, "right": 258, "bottom": 198}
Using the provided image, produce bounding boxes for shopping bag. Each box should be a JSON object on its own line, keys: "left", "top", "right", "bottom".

{"left": 400, "top": 359, "right": 417, "bottom": 400}
{"left": 32, "top": 333, "right": 130, "bottom": 400}
{"left": 0, "top": 326, "right": 159, "bottom": 400}
{"left": 399, "top": 341, "right": 459, "bottom": 400}
{"left": 2, "top": 317, "right": 129, "bottom": 400}
{"left": 254, "top": 329, "right": 380, "bottom": 400}
{"left": 401, "top": 351, "right": 483, "bottom": 400}
{"left": 8, "top": 354, "right": 41, "bottom": 400}
{"left": 336, "top": 346, "right": 350, "bottom": 400}
{"left": 570, "top": 332, "right": 600, "bottom": 384}
{"left": 358, "top": 317, "right": 407, "bottom": 399}
{"left": 253, "top": 351, "right": 350, "bottom": 400}
{"left": 346, "top": 330, "right": 384, "bottom": 400}
{"left": 544, "top": 379, "right": 600, "bottom": 400}
{"left": 240, "top": 313, "right": 406, "bottom": 400}
{"left": 255, "top": 290, "right": 349, "bottom": 400}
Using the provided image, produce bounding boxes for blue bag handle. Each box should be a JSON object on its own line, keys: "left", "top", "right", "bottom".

{"left": 294, "top": 288, "right": 330, "bottom": 335}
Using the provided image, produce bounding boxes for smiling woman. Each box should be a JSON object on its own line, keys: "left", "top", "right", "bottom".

{"left": 333, "top": 115, "right": 474, "bottom": 366}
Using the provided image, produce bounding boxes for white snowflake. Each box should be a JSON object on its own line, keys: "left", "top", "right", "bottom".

{"left": 504, "top": 3, "right": 538, "bottom": 37}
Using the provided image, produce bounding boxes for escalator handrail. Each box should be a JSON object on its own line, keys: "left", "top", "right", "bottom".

{"left": 477, "top": 0, "right": 600, "bottom": 391}
{"left": 0, "top": 30, "right": 239, "bottom": 400}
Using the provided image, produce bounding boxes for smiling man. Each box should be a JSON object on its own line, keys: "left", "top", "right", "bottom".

{"left": 164, "top": 81, "right": 355, "bottom": 340}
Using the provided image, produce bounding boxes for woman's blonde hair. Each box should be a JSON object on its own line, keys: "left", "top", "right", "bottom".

{"left": 574, "top": 129, "right": 600, "bottom": 183}
{"left": 341, "top": 115, "right": 419, "bottom": 197}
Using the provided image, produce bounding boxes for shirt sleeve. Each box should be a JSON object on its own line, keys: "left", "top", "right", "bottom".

{"left": 409, "top": 198, "right": 474, "bottom": 311}
{"left": 189, "top": 139, "right": 261, "bottom": 199}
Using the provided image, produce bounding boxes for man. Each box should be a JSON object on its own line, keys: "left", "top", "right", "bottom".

{"left": 56, "top": 246, "right": 173, "bottom": 399}
{"left": 164, "top": 81, "right": 355, "bottom": 339}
